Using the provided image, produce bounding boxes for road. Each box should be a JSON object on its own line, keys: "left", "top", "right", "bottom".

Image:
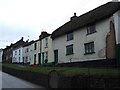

{"left": 1, "top": 71, "right": 46, "bottom": 89}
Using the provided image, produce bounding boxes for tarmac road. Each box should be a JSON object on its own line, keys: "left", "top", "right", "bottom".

{"left": 2, "top": 71, "right": 45, "bottom": 89}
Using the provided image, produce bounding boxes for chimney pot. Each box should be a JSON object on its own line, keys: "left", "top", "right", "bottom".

{"left": 21, "top": 37, "right": 24, "bottom": 41}
{"left": 74, "top": 12, "right": 76, "bottom": 16}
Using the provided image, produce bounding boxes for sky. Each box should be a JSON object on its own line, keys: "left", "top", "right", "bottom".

{"left": 0, "top": 0, "right": 115, "bottom": 48}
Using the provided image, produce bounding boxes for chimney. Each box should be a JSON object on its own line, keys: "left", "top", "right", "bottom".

{"left": 70, "top": 12, "right": 78, "bottom": 21}
{"left": 10, "top": 43, "right": 13, "bottom": 46}
{"left": 74, "top": 12, "right": 76, "bottom": 16}
{"left": 21, "top": 37, "right": 24, "bottom": 41}
{"left": 6, "top": 46, "right": 9, "bottom": 48}
{"left": 26, "top": 39, "right": 29, "bottom": 42}
{"left": 39, "top": 31, "right": 50, "bottom": 39}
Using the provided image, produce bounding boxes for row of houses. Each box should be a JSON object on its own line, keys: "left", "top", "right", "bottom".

{"left": 0, "top": 1, "right": 120, "bottom": 66}
{"left": 1, "top": 32, "right": 54, "bottom": 65}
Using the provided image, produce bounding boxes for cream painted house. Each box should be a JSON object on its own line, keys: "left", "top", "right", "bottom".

{"left": 30, "top": 39, "right": 41, "bottom": 65}
{"left": 40, "top": 32, "right": 54, "bottom": 64}
{"left": 51, "top": 2, "right": 120, "bottom": 64}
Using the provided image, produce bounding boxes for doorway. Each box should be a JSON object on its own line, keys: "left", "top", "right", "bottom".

{"left": 54, "top": 50, "right": 58, "bottom": 64}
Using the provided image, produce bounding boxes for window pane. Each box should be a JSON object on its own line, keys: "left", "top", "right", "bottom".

{"left": 19, "top": 50, "right": 20, "bottom": 55}
{"left": 34, "top": 43, "right": 37, "bottom": 50}
{"left": 45, "top": 38, "right": 48, "bottom": 48}
{"left": 87, "top": 24, "right": 96, "bottom": 34}
{"left": 67, "top": 32, "right": 73, "bottom": 41}
{"left": 66, "top": 45, "right": 73, "bottom": 55}
{"left": 85, "top": 42, "right": 94, "bottom": 54}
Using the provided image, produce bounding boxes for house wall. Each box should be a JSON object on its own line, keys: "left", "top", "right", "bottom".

{"left": 30, "top": 40, "right": 40, "bottom": 65}
{"left": 114, "top": 10, "right": 120, "bottom": 44}
{"left": 22, "top": 45, "right": 32, "bottom": 64}
{"left": 53, "top": 18, "right": 111, "bottom": 63}
{"left": 12, "top": 47, "right": 23, "bottom": 63}
{"left": 5, "top": 47, "right": 13, "bottom": 63}
{"left": 113, "top": 10, "right": 120, "bottom": 65}
{"left": 41, "top": 36, "right": 54, "bottom": 64}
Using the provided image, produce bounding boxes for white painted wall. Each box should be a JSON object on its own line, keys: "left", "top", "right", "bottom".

{"left": 113, "top": 10, "right": 120, "bottom": 44}
{"left": 22, "top": 44, "right": 32, "bottom": 64}
{"left": 0, "top": 50, "right": 3, "bottom": 63}
{"left": 30, "top": 40, "right": 40, "bottom": 65}
{"left": 53, "top": 18, "right": 111, "bottom": 63}
{"left": 41, "top": 36, "right": 54, "bottom": 64}
{"left": 12, "top": 47, "right": 23, "bottom": 63}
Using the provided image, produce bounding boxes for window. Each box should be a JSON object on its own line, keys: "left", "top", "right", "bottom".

{"left": 45, "top": 52, "right": 48, "bottom": 60}
{"left": 66, "top": 44, "right": 74, "bottom": 55}
{"left": 19, "top": 57, "right": 20, "bottom": 62}
{"left": 25, "top": 57, "right": 28, "bottom": 63}
{"left": 87, "top": 24, "right": 96, "bottom": 35}
{"left": 67, "top": 32, "right": 73, "bottom": 41}
{"left": 15, "top": 51, "right": 17, "bottom": 55}
{"left": 23, "top": 57, "right": 24, "bottom": 62}
{"left": 45, "top": 52, "right": 48, "bottom": 63}
{"left": 34, "top": 43, "right": 37, "bottom": 50}
{"left": 34, "top": 54, "right": 36, "bottom": 64}
{"left": 19, "top": 50, "right": 20, "bottom": 55}
{"left": 26, "top": 48, "right": 29, "bottom": 52}
{"left": 45, "top": 38, "right": 48, "bottom": 48}
{"left": 84, "top": 42, "right": 95, "bottom": 54}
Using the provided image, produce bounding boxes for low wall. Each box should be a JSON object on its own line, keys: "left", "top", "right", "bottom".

{"left": 2, "top": 66, "right": 120, "bottom": 89}
{"left": 56, "top": 59, "right": 117, "bottom": 67}
{"left": 116, "top": 44, "right": 120, "bottom": 66}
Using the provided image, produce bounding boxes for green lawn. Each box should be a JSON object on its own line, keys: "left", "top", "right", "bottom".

{"left": 2, "top": 63, "right": 120, "bottom": 76}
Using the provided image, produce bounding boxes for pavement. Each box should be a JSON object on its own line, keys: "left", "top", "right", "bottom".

{"left": 1, "top": 71, "right": 46, "bottom": 89}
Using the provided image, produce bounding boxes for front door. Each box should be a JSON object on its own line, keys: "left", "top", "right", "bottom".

{"left": 38, "top": 53, "right": 41, "bottom": 65}
{"left": 34, "top": 54, "right": 36, "bottom": 65}
{"left": 54, "top": 50, "right": 58, "bottom": 64}
{"left": 42, "top": 53, "right": 44, "bottom": 64}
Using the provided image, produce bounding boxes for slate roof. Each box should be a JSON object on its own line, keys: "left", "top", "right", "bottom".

{"left": 13, "top": 39, "right": 25, "bottom": 50}
{"left": 23, "top": 40, "right": 35, "bottom": 47}
{"left": 39, "top": 31, "right": 51, "bottom": 40}
{"left": 51, "top": 2, "right": 120, "bottom": 39}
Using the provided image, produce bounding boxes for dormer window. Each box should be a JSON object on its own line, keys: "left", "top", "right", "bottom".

{"left": 67, "top": 32, "right": 73, "bottom": 41}
{"left": 87, "top": 24, "right": 96, "bottom": 35}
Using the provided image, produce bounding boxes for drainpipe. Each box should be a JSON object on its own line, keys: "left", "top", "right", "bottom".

{"left": 40, "top": 39, "right": 42, "bottom": 65}
{"left": 40, "top": 35, "right": 42, "bottom": 65}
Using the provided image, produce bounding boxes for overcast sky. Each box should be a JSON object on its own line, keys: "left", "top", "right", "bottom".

{"left": 0, "top": 0, "right": 115, "bottom": 48}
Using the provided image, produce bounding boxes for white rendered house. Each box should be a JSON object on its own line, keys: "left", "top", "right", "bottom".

{"left": 12, "top": 37, "right": 25, "bottom": 63}
{"left": 22, "top": 41, "right": 34, "bottom": 64}
{"left": 51, "top": 2, "right": 120, "bottom": 64}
